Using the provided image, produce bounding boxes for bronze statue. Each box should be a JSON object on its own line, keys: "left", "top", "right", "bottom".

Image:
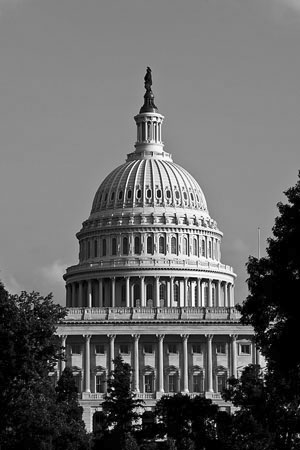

{"left": 144, "top": 67, "right": 152, "bottom": 91}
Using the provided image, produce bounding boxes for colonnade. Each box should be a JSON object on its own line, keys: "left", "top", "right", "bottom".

{"left": 66, "top": 276, "right": 234, "bottom": 308}
{"left": 59, "top": 333, "right": 258, "bottom": 395}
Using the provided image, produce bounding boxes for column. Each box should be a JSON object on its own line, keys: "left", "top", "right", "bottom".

{"left": 230, "top": 284, "right": 235, "bottom": 307}
{"left": 87, "top": 280, "right": 92, "bottom": 308}
{"left": 231, "top": 335, "right": 237, "bottom": 378}
{"left": 166, "top": 279, "right": 170, "bottom": 307}
{"left": 190, "top": 281, "right": 195, "bottom": 307}
{"left": 111, "top": 277, "right": 116, "bottom": 307}
{"left": 208, "top": 279, "right": 212, "bottom": 307}
{"left": 170, "top": 277, "right": 174, "bottom": 307}
{"left": 184, "top": 278, "right": 188, "bottom": 307}
{"left": 84, "top": 335, "right": 91, "bottom": 393}
{"left": 140, "top": 277, "right": 145, "bottom": 307}
{"left": 157, "top": 335, "right": 165, "bottom": 393}
{"left": 60, "top": 335, "right": 67, "bottom": 376}
{"left": 181, "top": 334, "right": 189, "bottom": 393}
{"left": 126, "top": 276, "right": 130, "bottom": 307}
{"left": 132, "top": 334, "right": 140, "bottom": 392}
{"left": 108, "top": 334, "right": 116, "bottom": 374}
{"left": 206, "top": 335, "right": 213, "bottom": 392}
{"left": 197, "top": 278, "right": 201, "bottom": 307}
{"left": 79, "top": 281, "right": 83, "bottom": 307}
{"left": 224, "top": 282, "right": 228, "bottom": 307}
{"left": 98, "top": 278, "right": 103, "bottom": 307}
{"left": 256, "top": 348, "right": 261, "bottom": 366}
{"left": 216, "top": 280, "right": 221, "bottom": 307}
{"left": 252, "top": 339, "right": 256, "bottom": 365}
{"left": 155, "top": 276, "right": 160, "bottom": 307}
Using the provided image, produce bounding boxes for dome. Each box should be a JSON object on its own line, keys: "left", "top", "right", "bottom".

{"left": 90, "top": 157, "right": 208, "bottom": 215}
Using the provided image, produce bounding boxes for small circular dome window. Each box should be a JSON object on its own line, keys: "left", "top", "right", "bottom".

{"left": 118, "top": 190, "right": 123, "bottom": 200}
{"left": 183, "top": 192, "right": 188, "bottom": 200}
{"left": 166, "top": 190, "right": 171, "bottom": 199}
{"left": 156, "top": 189, "right": 162, "bottom": 199}
{"left": 127, "top": 189, "right": 132, "bottom": 199}
{"left": 190, "top": 193, "right": 194, "bottom": 201}
{"left": 111, "top": 192, "right": 115, "bottom": 201}
{"left": 137, "top": 189, "right": 142, "bottom": 199}
{"left": 146, "top": 189, "right": 152, "bottom": 199}
{"left": 104, "top": 193, "right": 108, "bottom": 201}
{"left": 175, "top": 191, "right": 180, "bottom": 199}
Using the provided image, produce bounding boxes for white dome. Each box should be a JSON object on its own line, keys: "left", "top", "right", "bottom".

{"left": 90, "top": 158, "right": 208, "bottom": 215}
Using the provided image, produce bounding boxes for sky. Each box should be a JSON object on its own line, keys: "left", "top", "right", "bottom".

{"left": 0, "top": 0, "right": 299, "bottom": 305}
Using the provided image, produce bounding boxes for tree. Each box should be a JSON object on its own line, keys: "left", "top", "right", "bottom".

{"left": 54, "top": 367, "right": 89, "bottom": 450}
{"left": 235, "top": 172, "right": 300, "bottom": 448}
{"left": 0, "top": 285, "right": 90, "bottom": 449}
{"left": 101, "top": 354, "right": 143, "bottom": 447}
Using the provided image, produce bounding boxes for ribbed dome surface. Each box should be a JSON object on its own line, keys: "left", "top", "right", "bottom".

{"left": 91, "top": 158, "right": 208, "bottom": 214}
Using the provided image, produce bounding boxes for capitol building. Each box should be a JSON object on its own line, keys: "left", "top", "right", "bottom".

{"left": 56, "top": 69, "right": 259, "bottom": 432}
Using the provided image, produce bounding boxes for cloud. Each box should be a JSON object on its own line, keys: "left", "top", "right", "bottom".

{"left": 279, "top": 0, "right": 300, "bottom": 11}
{"left": 270, "top": 0, "right": 300, "bottom": 14}
{"left": 1, "top": 273, "right": 23, "bottom": 295}
{"left": 38, "top": 260, "right": 66, "bottom": 286}
{"left": 231, "top": 238, "right": 249, "bottom": 254}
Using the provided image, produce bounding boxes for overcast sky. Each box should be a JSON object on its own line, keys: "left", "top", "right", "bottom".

{"left": 0, "top": 0, "right": 299, "bottom": 305}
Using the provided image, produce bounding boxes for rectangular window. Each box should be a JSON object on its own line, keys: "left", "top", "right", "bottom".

{"left": 168, "top": 374, "right": 176, "bottom": 392}
{"left": 216, "top": 343, "right": 226, "bottom": 354}
{"left": 192, "top": 344, "right": 202, "bottom": 354}
{"left": 168, "top": 344, "right": 177, "bottom": 354}
{"left": 240, "top": 344, "right": 251, "bottom": 355}
{"left": 144, "top": 344, "right": 153, "bottom": 354}
{"left": 193, "top": 374, "right": 202, "bottom": 393}
{"left": 120, "top": 344, "right": 129, "bottom": 355}
{"left": 144, "top": 374, "right": 153, "bottom": 393}
{"left": 71, "top": 344, "right": 81, "bottom": 355}
{"left": 217, "top": 374, "right": 226, "bottom": 393}
{"left": 95, "top": 344, "right": 105, "bottom": 354}
{"left": 96, "top": 374, "right": 106, "bottom": 393}
{"left": 73, "top": 374, "right": 81, "bottom": 392}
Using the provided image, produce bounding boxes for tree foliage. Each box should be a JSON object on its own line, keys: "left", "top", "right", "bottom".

{"left": 100, "top": 354, "right": 143, "bottom": 446}
{"left": 0, "top": 284, "right": 89, "bottom": 449}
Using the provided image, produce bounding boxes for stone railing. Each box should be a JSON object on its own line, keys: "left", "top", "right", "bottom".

{"left": 80, "top": 391, "right": 221, "bottom": 401}
{"left": 65, "top": 306, "right": 240, "bottom": 321}
{"left": 66, "top": 258, "right": 234, "bottom": 274}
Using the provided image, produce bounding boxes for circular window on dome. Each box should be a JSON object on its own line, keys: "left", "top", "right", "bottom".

{"left": 175, "top": 191, "right": 180, "bottom": 199}
{"left": 111, "top": 192, "right": 115, "bottom": 201}
{"left": 190, "top": 193, "right": 194, "bottom": 201}
{"left": 183, "top": 192, "right": 188, "bottom": 200}
{"left": 196, "top": 194, "right": 199, "bottom": 203}
{"left": 166, "top": 189, "right": 171, "bottom": 199}
{"left": 146, "top": 189, "right": 152, "bottom": 199}
{"left": 118, "top": 190, "right": 123, "bottom": 200}
{"left": 104, "top": 193, "right": 108, "bottom": 201}
{"left": 156, "top": 189, "right": 162, "bottom": 199}
{"left": 136, "top": 189, "right": 142, "bottom": 199}
{"left": 127, "top": 189, "right": 132, "bottom": 200}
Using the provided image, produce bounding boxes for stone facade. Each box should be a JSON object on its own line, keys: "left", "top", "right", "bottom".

{"left": 56, "top": 73, "right": 259, "bottom": 432}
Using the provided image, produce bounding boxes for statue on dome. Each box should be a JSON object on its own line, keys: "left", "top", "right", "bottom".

{"left": 144, "top": 67, "right": 152, "bottom": 91}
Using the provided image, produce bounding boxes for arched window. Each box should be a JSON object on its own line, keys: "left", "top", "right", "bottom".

{"left": 123, "top": 237, "right": 128, "bottom": 255}
{"left": 209, "top": 241, "right": 212, "bottom": 258}
{"left": 87, "top": 241, "right": 91, "bottom": 259}
{"left": 202, "top": 239, "right": 206, "bottom": 257}
{"left": 204, "top": 285, "right": 208, "bottom": 306}
{"left": 134, "top": 284, "right": 140, "bottom": 306}
{"left": 134, "top": 236, "right": 140, "bottom": 254}
{"left": 147, "top": 236, "right": 153, "bottom": 254}
{"left": 121, "top": 285, "right": 126, "bottom": 304}
{"left": 112, "top": 238, "right": 117, "bottom": 256}
{"left": 183, "top": 237, "right": 188, "bottom": 255}
{"left": 171, "top": 237, "right": 177, "bottom": 254}
{"left": 146, "top": 284, "right": 153, "bottom": 301}
{"left": 195, "top": 284, "right": 198, "bottom": 306}
{"left": 159, "top": 283, "right": 166, "bottom": 303}
{"left": 94, "top": 240, "right": 98, "bottom": 257}
{"left": 212, "top": 284, "right": 216, "bottom": 306}
{"left": 159, "top": 236, "right": 165, "bottom": 254}
{"left": 102, "top": 239, "right": 106, "bottom": 257}
{"left": 193, "top": 238, "right": 198, "bottom": 256}
{"left": 174, "top": 283, "right": 179, "bottom": 303}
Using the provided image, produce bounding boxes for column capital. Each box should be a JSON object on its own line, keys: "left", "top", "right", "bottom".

{"left": 230, "top": 334, "right": 238, "bottom": 341}
{"left": 83, "top": 334, "right": 92, "bottom": 341}
{"left": 180, "top": 334, "right": 189, "bottom": 340}
{"left": 107, "top": 334, "right": 116, "bottom": 340}
{"left": 205, "top": 334, "right": 214, "bottom": 341}
{"left": 132, "top": 334, "right": 140, "bottom": 340}
{"left": 156, "top": 334, "right": 165, "bottom": 341}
